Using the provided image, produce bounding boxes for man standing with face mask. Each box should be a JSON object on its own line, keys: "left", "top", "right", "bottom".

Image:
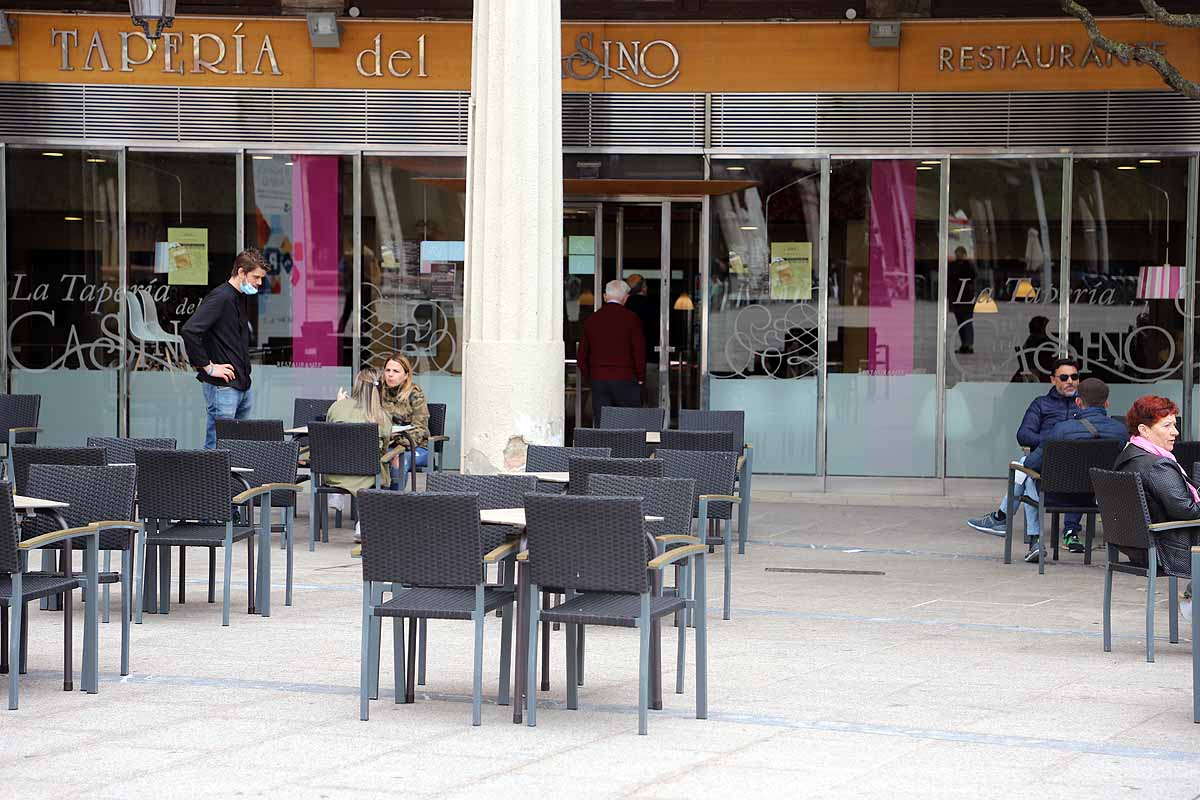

{"left": 182, "top": 249, "right": 269, "bottom": 448}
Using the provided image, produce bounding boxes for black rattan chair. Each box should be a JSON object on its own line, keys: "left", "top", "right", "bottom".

{"left": 654, "top": 449, "right": 740, "bottom": 620}
{"left": 526, "top": 445, "right": 611, "bottom": 472}
{"left": 134, "top": 449, "right": 281, "bottom": 626}
{"left": 600, "top": 407, "right": 666, "bottom": 431}
{"left": 2, "top": 481, "right": 99, "bottom": 709}
{"left": 23, "top": 464, "right": 138, "bottom": 676}
{"left": 10, "top": 446, "right": 106, "bottom": 495}
{"left": 86, "top": 437, "right": 176, "bottom": 465}
{"left": 587, "top": 474, "right": 698, "bottom": 702}
{"left": 680, "top": 410, "right": 753, "bottom": 554}
{"left": 1173, "top": 441, "right": 1200, "bottom": 481}
{"left": 217, "top": 439, "right": 302, "bottom": 612}
{"left": 307, "top": 421, "right": 383, "bottom": 550}
{"left": 214, "top": 419, "right": 285, "bottom": 442}
{"left": 1090, "top": 468, "right": 1184, "bottom": 663}
{"left": 521, "top": 493, "right": 706, "bottom": 735}
{"left": 1005, "top": 439, "right": 1125, "bottom": 573}
{"left": 357, "top": 490, "right": 516, "bottom": 726}
{"left": 0, "top": 395, "right": 41, "bottom": 482}
{"left": 566, "top": 456, "right": 662, "bottom": 496}
{"left": 573, "top": 428, "right": 647, "bottom": 459}
{"left": 293, "top": 398, "right": 335, "bottom": 430}
{"left": 426, "top": 402, "right": 450, "bottom": 472}
{"left": 659, "top": 429, "right": 742, "bottom": 454}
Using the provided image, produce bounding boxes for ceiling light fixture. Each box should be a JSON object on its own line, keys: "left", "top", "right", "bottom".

{"left": 921, "top": 160, "right": 940, "bottom": 165}
{"left": 86, "top": 157, "right": 107, "bottom": 163}
{"left": 1117, "top": 165, "right": 1138, "bottom": 171}
{"left": 63, "top": 216, "right": 83, "bottom": 222}
{"left": 1139, "top": 159, "right": 1162, "bottom": 164}
{"left": 42, "top": 152, "right": 64, "bottom": 157}
{"left": 252, "top": 155, "right": 274, "bottom": 160}
{"left": 739, "top": 225, "right": 759, "bottom": 231}
{"left": 725, "top": 166, "right": 746, "bottom": 172}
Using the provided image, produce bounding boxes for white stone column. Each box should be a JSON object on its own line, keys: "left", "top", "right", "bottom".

{"left": 460, "top": 0, "right": 564, "bottom": 474}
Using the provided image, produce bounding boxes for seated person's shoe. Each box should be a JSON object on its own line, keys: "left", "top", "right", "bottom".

{"left": 1023, "top": 541, "right": 1044, "bottom": 563}
{"left": 966, "top": 512, "right": 1006, "bottom": 536}
{"left": 1063, "top": 530, "right": 1085, "bottom": 554}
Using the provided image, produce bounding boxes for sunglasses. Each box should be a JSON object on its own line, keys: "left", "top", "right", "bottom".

{"left": 1055, "top": 373, "right": 1080, "bottom": 382}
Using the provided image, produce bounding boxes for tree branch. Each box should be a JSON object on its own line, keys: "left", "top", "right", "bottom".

{"left": 1137, "top": 0, "right": 1200, "bottom": 28}
{"left": 1061, "top": 0, "right": 1200, "bottom": 100}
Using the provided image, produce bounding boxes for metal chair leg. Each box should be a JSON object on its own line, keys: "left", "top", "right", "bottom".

{"left": 178, "top": 546, "right": 186, "bottom": 604}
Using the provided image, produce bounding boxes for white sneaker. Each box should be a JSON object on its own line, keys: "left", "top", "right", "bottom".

{"left": 1181, "top": 597, "right": 1192, "bottom": 624}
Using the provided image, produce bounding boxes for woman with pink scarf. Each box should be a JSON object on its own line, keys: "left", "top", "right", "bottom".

{"left": 1113, "top": 395, "right": 1197, "bottom": 624}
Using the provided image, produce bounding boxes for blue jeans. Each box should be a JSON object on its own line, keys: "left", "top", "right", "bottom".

{"left": 388, "top": 447, "right": 429, "bottom": 490}
{"left": 999, "top": 465, "right": 1042, "bottom": 541}
{"left": 202, "top": 383, "right": 253, "bottom": 449}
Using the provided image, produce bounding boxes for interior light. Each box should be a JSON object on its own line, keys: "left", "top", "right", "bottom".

{"left": 252, "top": 155, "right": 274, "bottom": 160}
{"left": 42, "top": 152, "right": 64, "bottom": 157}
{"left": 916, "top": 166, "right": 933, "bottom": 171}
{"left": 1139, "top": 159, "right": 1162, "bottom": 164}
{"left": 921, "top": 160, "right": 940, "bottom": 165}
{"left": 739, "top": 225, "right": 758, "bottom": 231}
{"left": 284, "top": 161, "right": 294, "bottom": 166}
{"left": 725, "top": 165, "right": 746, "bottom": 172}
{"left": 1117, "top": 165, "right": 1138, "bottom": 171}
{"left": 63, "top": 216, "right": 83, "bottom": 221}
{"left": 86, "top": 158, "right": 107, "bottom": 164}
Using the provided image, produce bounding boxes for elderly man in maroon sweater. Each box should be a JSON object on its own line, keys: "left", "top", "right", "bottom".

{"left": 578, "top": 279, "right": 647, "bottom": 425}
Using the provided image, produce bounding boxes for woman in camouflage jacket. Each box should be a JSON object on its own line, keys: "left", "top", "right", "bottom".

{"left": 381, "top": 352, "right": 430, "bottom": 488}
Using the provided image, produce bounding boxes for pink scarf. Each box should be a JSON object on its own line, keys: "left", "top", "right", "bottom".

{"left": 1130, "top": 435, "right": 1200, "bottom": 502}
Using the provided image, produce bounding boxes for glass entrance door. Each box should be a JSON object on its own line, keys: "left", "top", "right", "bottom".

{"left": 562, "top": 199, "right": 701, "bottom": 434}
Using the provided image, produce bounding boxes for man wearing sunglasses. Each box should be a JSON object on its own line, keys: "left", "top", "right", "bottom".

{"left": 967, "top": 358, "right": 1093, "bottom": 559}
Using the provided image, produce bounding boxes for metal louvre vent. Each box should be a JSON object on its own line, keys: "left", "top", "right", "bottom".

{"left": 563, "top": 92, "right": 703, "bottom": 148}
{"left": 0, "top": 83, "right": 85, "bottom": 139}
{"left": 713, "top": 89, "right": 1200, "bottom": 150}
{"left": 0, "top": 82, "right": 469, "bottom": 147}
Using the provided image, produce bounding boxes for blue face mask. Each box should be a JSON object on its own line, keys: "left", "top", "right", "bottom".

{"left": 239, "top": 281, "right": 258, "bottom": 296}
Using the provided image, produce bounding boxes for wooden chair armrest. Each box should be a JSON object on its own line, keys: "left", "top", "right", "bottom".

{"left": 656, "top": 534, "right": 702, "bottom": 545}
{"left": 258, "top": 482, "right": 304, "bottom": 493}
{"left": 1008, "top": 462, "right": 1041, "bottom": 480}
{"left": 428, "top": 435, "right": 450, "bottom": 443}
{"left": 19, "top": 524, "right": 97, "bottom": 550}
{"left": 483, "top": 541, "right": 520, "bottom": 562}
{"left": 91, "top": 520, "right": 144, "bottom": 532}
{"left": 232, "top": 485, "right": 275, "bottom": 505}
{"left": 1149, "top": 519, "right": 1200, "bottom": 532}
{"left": 699, "top": 494, "right": 741, "bottom": 504}
{"left": 381, "top": 444, "right": 409, "bottom": 463}
{"left": 351, "top": 544, "right": 362, "bottom": 558}
{"left": 743, "top": 442, "right": 753, "bottom": 450}
{"left": 649, "top": 543, "right": 706, "bottom": 570}
{"left": 737, "top": 455, "right": 746, "bottom": 473}
{"left": 8, "top": 426, "right": 43, "bottom": 435}
{"left": 515, "top": 550, "right": 529, "bottom": 561}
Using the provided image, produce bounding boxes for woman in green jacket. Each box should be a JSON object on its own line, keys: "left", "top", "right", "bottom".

{"left": 324, "top": 368, "right": 391, "bottom": 493}
{"left": 380, "top": 352, "right": 431, "bottom": 489}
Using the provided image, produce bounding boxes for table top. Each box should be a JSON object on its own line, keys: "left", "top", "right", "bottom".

{"left": 13, "top": 494, "right": 70, "bottom": 511}
{"left": 111, "top": 463, "right": 254, "bottom": 474}
{"left": 646, "top": 431, "right": 661, "bottom": 444}
{"left": 286, "top": 424, "right": 415, "bottom": 436}
{"left": 480, "top": 507, "right": 663, "bottom": 528}
{"left": 526, "top": 471, "right": 569, "bottom": 483}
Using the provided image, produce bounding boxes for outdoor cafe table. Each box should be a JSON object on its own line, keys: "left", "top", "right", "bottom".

{"left": 524, "top": 471, "right": 568, "bottom": 485}
{"left": 284, "top": 424, "right": 414, "bottom": 436}
{"left": 480, "top": 507, "right": 664, "bottom": 722}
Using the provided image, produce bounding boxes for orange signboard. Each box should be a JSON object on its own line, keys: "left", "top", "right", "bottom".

{"left": 2, "top": 13, "right": 1197, "bottom": 94}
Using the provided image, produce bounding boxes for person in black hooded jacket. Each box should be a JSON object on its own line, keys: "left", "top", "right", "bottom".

{"left": 1114, "top": 394, "right": 1196, "bottom": 624}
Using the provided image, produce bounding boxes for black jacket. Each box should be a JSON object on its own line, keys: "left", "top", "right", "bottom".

{"left": 1113, "top": 442, "right": 1200, "bottom": 576}
{"left": 181, "top": 282, "right": 252, "bottom": 391}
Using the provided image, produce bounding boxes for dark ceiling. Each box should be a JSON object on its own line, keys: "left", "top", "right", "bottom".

{"left": 7, "top": 0, "right": 1200, "bottom": 19}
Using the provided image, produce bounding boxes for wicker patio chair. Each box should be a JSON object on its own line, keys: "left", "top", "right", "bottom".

{"left": 86, "top": 437, "right": 176, "bottom": 465}
{"left": 573, "top": 428, "right": 647, "bottom": 459}
{"left": 654, "top": 449, "right": 740, "bottom": 620}
{"left": 680, "top": 409, "right": 754, "bottom": 553}
{"left": 217, "top": 439, "right": 302, "bottom": 612}
{"left": 566, "top": 456, "right": 662, "bottom": 496}
{"left": 214, "top": 418, "right": 285, "bottom": 442}
{"left": 521, "top": 493, "right": 707, "bottom": 735}
{"left": 307, "top": 421, "right": 383, "bottom": 550}
{"left": 525, "top": 445, "right": 610, "bottom": 494}
{"left": 1, "top": 481, "right": 99, "bottom": 709}
{"left": 135, "top": 449, "right": 290, "bottom": 626}
{"left": 426, "top": 402, "right": 450, "bottom": 472}
{"left": 599, "top": 407, "right": 665, "bottom": 431}
{"left": 0, "top": 394, "right": 41, "bottom": 482}
{"left": 357, "top": 490, "right": 517, "bottom": 726}
{"left": 23, "top": 464, "right": 138, "bottom": 676}
{"left": 1005, "top": 439, "right": 1125, "bottom": 573}
{"left": 10, "top": 446, "right": 106, "bottom": 495}
{"left": 1090, "top": 468, "right": 1185, "bottom": 663}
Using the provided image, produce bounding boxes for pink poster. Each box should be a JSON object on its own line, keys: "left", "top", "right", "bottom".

{"left": 291, "top": 156, "right": 342, "bottom": 367}
{"left": 867, "top": 161, "right": 917, "bottom": 375}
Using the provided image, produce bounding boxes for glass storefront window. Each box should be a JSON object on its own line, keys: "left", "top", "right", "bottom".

{"left": 945, "top": 158, "right": 1065, "bottom": 478}
{"left": 361, "top": 156, "right": 466, "bottom": 467}
{"left": 6, "top": 147, "right": 120, "bottom": 445}
{"left": 709, "top": 158, "right": 822, "bottom": 474}
{"left": 244, "top": 153, "right": 354, "bottom": 436}
{"left": 1069, "top": 157, "right": 1188, "bottom": 419}
{"left": 127, "top": 151, "right": 237, "bottom": 448}
{"left": 827, "top": 159, "right": 941, "bottom": 477}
